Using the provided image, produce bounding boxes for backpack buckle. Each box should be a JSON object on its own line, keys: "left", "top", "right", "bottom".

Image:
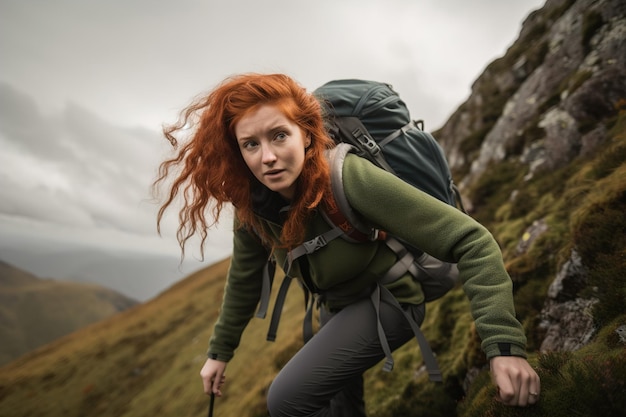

{"left": 302, "top": 235, "right": 328, "bottom": 254}
{"left": 352, "top": 128, "right": 381, "bottom": 156}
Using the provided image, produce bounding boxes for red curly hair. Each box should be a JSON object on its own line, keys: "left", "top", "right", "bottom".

{"left": 154, "top": 73, "right": 336, "bottom": 257}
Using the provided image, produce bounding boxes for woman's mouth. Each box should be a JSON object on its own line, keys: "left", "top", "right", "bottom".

{"left": 264, "top": 169, "right": 284, "bottom": 178}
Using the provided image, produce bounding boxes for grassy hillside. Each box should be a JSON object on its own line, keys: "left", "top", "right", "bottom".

{"left": 0, "top": 261, "right": 137, "bottom": 366}
{"left": 0, "top": 258, "right": 307, "bottom": 417}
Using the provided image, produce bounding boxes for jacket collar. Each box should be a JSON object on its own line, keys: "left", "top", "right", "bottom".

{"left": 251, "top": 181, "right": 291, "bottom": 225}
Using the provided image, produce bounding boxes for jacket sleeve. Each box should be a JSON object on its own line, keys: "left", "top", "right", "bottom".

{"left": 342, "top": 154, "right": 527, "bottom": 359}
{"left": 208, "top": 216, "right": 269, "bottom": 362}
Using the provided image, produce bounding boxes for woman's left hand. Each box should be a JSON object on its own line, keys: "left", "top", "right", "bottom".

{"left": 490, "top": 356, "right": 540, "bottom": 406}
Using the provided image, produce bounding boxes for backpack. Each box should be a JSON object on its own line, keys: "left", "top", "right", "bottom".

{"left": 256, "top": 79, "right": 465, "bottom": 382}
{"left": 311, "top": 79, "right": 466, "bottom": 301}
{"left": 315, "top": 79, "right": 463, "bottom": 210}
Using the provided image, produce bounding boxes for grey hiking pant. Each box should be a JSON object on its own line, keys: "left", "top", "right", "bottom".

{"left": 266, "top": 295, "right": 425, "bottom": 417}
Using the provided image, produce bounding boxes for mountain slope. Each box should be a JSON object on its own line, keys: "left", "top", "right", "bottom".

{"left": 0, "top": 259, "right": 306, "bottom": 417}
{"left": 0, "top": 260, "right": 138, "bottom": 366}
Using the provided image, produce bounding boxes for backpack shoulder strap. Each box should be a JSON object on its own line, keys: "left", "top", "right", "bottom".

{"left": 325, "top": 143, "right": 379, "bottom": 242}
{"left": 284, "top": 144, "right": 368, "bottom": 269}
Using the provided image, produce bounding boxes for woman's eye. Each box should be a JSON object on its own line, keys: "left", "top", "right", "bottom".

{"left": 242, "top": 141, "right": 258, "bottom": 150}
{"left": 275, "top": 132, "right": 288, "bottom": 141}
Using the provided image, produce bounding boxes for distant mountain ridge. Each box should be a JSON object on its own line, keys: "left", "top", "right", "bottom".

{"left": 0, "top": 260, "right": 138, "bottom": 366}
{"left": 0, "top": 242, "right": 214, "bottom": 302}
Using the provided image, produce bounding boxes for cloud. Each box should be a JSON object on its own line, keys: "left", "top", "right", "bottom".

{"left": 0, "top": 81, "right": 167, "bottom": 236}
{"left": 0, "top": 83, "right": 66, "bottom": 159}
{"left": 0, "top": 0, "right": 545, "bottom": 130}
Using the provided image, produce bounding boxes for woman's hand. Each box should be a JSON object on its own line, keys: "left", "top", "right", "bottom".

{"left": 490, "top": 356, "right": 540, "bottom": 406}
{"left": 200, "top": 357, "right": 228, "bottom": 396}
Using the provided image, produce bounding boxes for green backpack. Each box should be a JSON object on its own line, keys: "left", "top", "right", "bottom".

{"left": 315, "top": 79, "right": 463, "bottom": 209}
{"left": 257, "top": 79, "right": 465, "bottom": 382}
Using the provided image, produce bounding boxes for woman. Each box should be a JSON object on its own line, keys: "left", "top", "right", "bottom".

{"left": 155, "top": 73, "right": 540, "bottom": 416}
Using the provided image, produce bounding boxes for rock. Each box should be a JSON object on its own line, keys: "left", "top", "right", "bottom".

{"left": 516, "top": 219, "right": 548, "bottom": 255}
{"left": 539, "top": 249, "right": 598, "bottom": 351}
{"left": 616, "top": 325, "right": 626, "bottom": 344}
{"left": 539, "top": 298, "right": 598, "bottom": 351}
{"left": 547, "top": 248, "right": 587, "bottom": 300}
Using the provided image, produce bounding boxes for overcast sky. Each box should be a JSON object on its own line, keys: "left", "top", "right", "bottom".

{"left": 0, "top": 0, "right": 545, "bottom": 278}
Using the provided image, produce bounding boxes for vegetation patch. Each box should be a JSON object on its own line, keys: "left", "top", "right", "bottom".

{"left": 545, "top": 0, "right": 577, "bottom": 22}
{"left": 458, "top": 334, "right": 626, "bottom": 417}
{"left": 582, "top": 10, "right": 604, "bottom": 53}
{"left": 459, "top": 126, "right": 490, "bottom": 157}
{"left": 560, "top": 70, "right": 593, "bottom": 97}
{"left": 466, "top": 160, "right": 525, "bottom": 227}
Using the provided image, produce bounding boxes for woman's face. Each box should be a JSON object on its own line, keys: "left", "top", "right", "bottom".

{"left": 235, "top": 104, "right": 310, "bottom": 200}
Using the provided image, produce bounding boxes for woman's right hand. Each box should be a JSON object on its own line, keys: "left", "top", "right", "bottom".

{"left": 200, "top": 357, "right": 227, "bottom": 396}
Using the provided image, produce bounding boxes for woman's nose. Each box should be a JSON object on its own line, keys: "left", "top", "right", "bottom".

{"left": 261, "top": 144, "right": 277, "bottom": 164}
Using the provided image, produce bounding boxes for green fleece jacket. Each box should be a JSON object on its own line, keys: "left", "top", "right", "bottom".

{"left": 209, "top": 154, "right": 527, "bottom": 362}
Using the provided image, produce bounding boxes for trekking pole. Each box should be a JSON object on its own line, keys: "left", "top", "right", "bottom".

{"left": 207, "top": 392, "right": 215, "bottom": 417}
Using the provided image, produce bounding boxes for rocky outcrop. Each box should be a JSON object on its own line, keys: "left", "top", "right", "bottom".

{"left": 435, "top": 0, "right": 626, "bottom": 357}
{"left": 435, "top": 0, "right": 626, "bottom": 188}
{"left": 538, "top": 249, "right": 598, "bottom": 352}
{"left": 512, "top": 221, "right": 600, "bottom": 353}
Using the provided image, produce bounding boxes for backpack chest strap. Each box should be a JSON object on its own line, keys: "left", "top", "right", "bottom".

{"left": 287, "top": 225, "right": 346, "bottom": 265}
